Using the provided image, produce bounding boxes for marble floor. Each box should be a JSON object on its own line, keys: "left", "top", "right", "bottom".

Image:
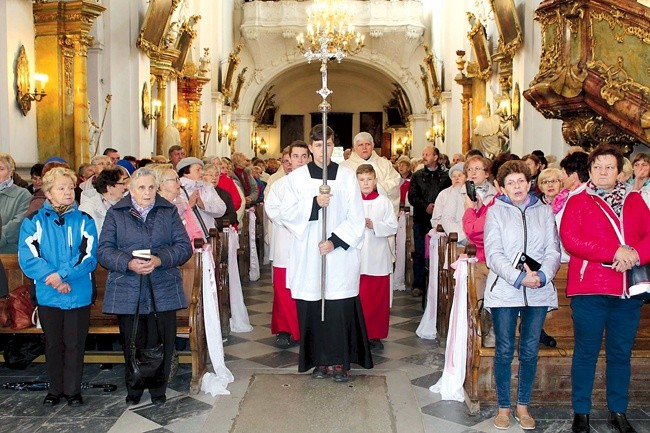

{"left": 0, "top": 265, "right": 649, "bottom": 433}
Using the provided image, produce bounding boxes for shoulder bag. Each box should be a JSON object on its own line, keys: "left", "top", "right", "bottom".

{"left": 125, "top": 274, "right": 165, "bottom": 390}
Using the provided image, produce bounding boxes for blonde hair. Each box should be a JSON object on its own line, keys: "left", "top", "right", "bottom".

{"left": 618, "top": 157, "right": 633, "bottom": 182}
{"left": 0, "top": 153, "right": 16, "bottom": 172}
{"left": 42, "top": 167, "right": 76, "bottom": 193}
{"left": 538, "top": 167, "right": 563, "bottom": 184}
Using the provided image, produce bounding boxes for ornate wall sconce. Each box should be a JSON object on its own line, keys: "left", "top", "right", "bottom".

{"left": 394, "top": 132, "right": 412, "bottom": 156}
{"left": 177, "top": 117, "right": 188, "bottom": 132}
{"left": 145, "top": 99, "right": 162, "bottom": 125}
{"left": 217, "top": 115, "right": 230, "bottom": 142}
{"left": 426, "top": 118, "right": 445, "bottom": 143}
{"left": 15, "top": 45, "right": 48, "bottom": 116}
{"left": 252, "top": 134, "right": 268, "bottom": 156}
{"left": 227, "top": 122, "right": 238, "bottom": 146}
{"left": 142, "top": 80, "right": 161, "bottom": 129}
{"left": 497, "top": 83, "right": 520, "bottom": 130}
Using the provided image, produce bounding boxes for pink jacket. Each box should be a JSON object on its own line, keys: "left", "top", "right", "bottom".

{"left": 560, "top": 189, "right": 650, "bottom": 297}
{"left": 462, "top": 196, "right": 497, "bottom": 262}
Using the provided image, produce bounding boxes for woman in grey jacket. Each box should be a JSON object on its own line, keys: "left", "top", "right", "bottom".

{"left": 484, "top": 160, "right": 561, "bottom": 430}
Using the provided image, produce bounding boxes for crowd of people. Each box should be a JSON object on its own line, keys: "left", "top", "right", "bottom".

{"left": 1, "top": 138, "right": 649, "bottom": 433}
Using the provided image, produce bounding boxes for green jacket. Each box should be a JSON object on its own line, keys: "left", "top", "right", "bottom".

{"left": 0, "top": 184, "right": 31, "bottom": 253}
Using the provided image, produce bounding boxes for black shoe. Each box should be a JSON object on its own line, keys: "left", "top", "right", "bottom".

{"left": 331, "top": 365, "right": 351, "bottom": 383}
{"left": 572, "top": 413, "right": 590, "bottom": 433}
{"left": 99, "top": 363, "right": 113, "bottom": 370}
{"left": 607, "top": 412, "right": 637, "bottom": 433}
{"left": 66, "top": 394, "right": 83, "bottom": 407}
{"left": 43, "top": 393, "right": 61, "bottom": 406}
{"left": 125, "top": 395, "right": 141, "bottom": 405}
{"left": 539, "top": 329, "right": 557, "bottom": 347}
{"left": 369, "top": 339, "right": 384, "bottom": 352}
{"left": 275, "top": 332, "right": 292, "bottom": 349}
{"left": 151, "top": 395, "right": 166, "bottom": 405}
{"left": 311, "top": 365, "right": 329, "bottom": 379}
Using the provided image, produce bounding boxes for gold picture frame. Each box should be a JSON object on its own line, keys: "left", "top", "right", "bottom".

{"left": 136, "top": 0, "right": 179, "bottom": 57}
{"left": 467, "top": 12, "right": 492, "bottom": 81}
{"left": 142, "top": 82, "right": 151, "bottom": 129}
{"left": 423, "top": 45, "right": 442, "bottom": 102}
{"left": 173, "top": 16, "right": 200, "bottom": 73}
{"left": 489, "top": 0, "right": 523, "bottom": 58}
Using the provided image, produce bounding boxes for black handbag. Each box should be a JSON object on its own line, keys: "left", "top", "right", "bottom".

{"left": 125, "top": 275, "right": 165, "bottom": 390}
{"left": 628, "top": 263, "right": 650, "bottom": 299}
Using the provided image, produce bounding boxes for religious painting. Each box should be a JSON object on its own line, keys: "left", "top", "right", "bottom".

{"left": 310, "top": 113, "right": 353, "bottom": 149}
{"left": 467, "top": 13, "right": 492, "bottom": 81}
{"left": 360, "top": 112, "right": 383, "bottom": 147}
{"left": 136, "top": 0, "right": 177, "bottom": 57}
{"left": 381, "top": 132, "right": 392, "bottom": 159}
{"left": 489, "top": 0, "right": 523, "bottom": 57}
{"left": 280, "top": 115, "right": 304, "bottom": 149}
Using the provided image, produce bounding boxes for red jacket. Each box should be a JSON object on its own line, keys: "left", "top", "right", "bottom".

{"left": 560, "top": 188, "right": 650, "bottom": 297}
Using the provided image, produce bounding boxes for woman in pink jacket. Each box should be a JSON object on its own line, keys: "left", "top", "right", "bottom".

{"left": 560, "top": 144, "right": 650, "bottom": 433}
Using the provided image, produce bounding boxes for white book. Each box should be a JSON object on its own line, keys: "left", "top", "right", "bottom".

{"left": 132, "top": 249, "right": 152, "bottom": 260}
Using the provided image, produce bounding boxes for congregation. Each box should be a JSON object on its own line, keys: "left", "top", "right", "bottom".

{"left": 1, "top": 133, "right": 650, "bottom": 433}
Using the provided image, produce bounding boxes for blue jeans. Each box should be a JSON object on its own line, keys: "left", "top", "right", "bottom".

{"left": 571, "top": 295, "right": 643, "bottom": 414}
{"left": 492, "top": 306, "right": 548, "bottom": 408}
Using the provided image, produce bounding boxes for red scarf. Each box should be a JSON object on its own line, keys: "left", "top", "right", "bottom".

{"left": 362, "top": 191, "right": 379, "bottom": 200}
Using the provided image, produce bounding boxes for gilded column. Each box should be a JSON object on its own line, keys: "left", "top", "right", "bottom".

{"left": 33, "top": 1, "right": 105, "bottom": 167}
{"left": 178, "top": 72, "right": 209, "bottom": 157}
{"left": 155, "top": 75, "right": 169, "bottom": 155}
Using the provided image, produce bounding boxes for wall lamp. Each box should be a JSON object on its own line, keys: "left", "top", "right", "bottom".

{"left": 177, "top": 117, "right": 188, "bottom": 132}
{"left": 426, "top": 117, "right": 445, "bottom": 143}
{"left": 15, "top": 45, "right": 47, "bottom": 116}
{"left": 227, "top": 122, "right": 238, "bottom": 146}
{"left": 497, "top": 83, "right": 520, "bottom": 130}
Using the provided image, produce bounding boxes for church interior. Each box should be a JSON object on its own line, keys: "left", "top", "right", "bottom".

{"left": 2, "top": 0, "right": 650, "bottom": 432}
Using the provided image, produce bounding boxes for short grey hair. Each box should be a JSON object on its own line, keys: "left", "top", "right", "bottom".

{"left": 353, "top": 132, "right": 374, "bottom": 146}
{"left": 129, "top": 167, "right": 159, "bottom": 191}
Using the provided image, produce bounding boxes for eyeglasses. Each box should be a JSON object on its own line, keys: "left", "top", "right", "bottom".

{"left": 541, "top": 179, "right": 560, "bottom": 185}
{"left": 466, "top": 167, "right": 486, "bottom": 173}
{"left": 162, "top": 177, "right": 180, "bottom": 183}
{"left": 504, "top": 179, "right": 528, "bottom": 187}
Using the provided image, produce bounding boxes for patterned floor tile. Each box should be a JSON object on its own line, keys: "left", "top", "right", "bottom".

{"left": 133, "top": 396, "right": 212, "bottom": 426}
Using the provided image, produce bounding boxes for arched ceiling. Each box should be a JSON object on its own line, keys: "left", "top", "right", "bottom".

{"left": 248, "top": 59, "right": 403, "bottom": 120}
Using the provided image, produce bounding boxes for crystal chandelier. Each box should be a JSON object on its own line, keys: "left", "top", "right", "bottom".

{"left": 296, "top": 0, "right": 365, "bottom": 64}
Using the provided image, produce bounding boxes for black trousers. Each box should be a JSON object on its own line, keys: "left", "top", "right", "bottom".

{"left": 38, "top": 305, "right": 90, "bottom": 396}
{"left": 117, "top": 311, "right": 176, "bottom": 398}
{"left": 0, "top": 259, "right": 8, "bottom": 297}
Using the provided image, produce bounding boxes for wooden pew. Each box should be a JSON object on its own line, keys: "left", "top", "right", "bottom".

{"left": 0, "top": 241, "right": 209, "bottom": 394}
{"left": 463, "top": 257, "right": 650, "bottom": 413}
{"left": 209, "top": 227, "right": 231, "bottom": 341}
{"left": 238, "top": 207, "right": 251, "bottom": 283}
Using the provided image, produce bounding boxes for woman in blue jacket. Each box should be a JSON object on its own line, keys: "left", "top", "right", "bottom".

{"left": 97, "top": 167, "right": 192, "bottom": 405}
{"left": 18, "top": 167, "right": 98, "bottom": 407}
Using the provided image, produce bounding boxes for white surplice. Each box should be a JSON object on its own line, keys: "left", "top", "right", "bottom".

{"left": 278, "top": 162, "right": 365, "bottom": 301}
{"left": 264, "top": 176, "right": 292, "bottom": 268}
{"left": 360, "top": 193, "right": 398, "bottom": 276}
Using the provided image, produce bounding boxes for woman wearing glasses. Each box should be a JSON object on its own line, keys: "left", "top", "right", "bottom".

{"left": 483, "top": 160, "right": 560, "bottom": 430}
{"left": 537, "top": 168, "right": 563, "bottom": 205}
{"left": 560, "top": 145, "right": 650, "bottom": 433}
{"left": 79, "top": 167, "right": 129, "bottom": 234}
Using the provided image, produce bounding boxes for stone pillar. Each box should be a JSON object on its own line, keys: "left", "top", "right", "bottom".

{"left": 33, "top": 1, "right": 105, "bottom": 167}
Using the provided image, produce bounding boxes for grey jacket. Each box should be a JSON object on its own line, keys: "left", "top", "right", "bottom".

{"left": 483, "top": 194, "right": 560, "bottom": 310}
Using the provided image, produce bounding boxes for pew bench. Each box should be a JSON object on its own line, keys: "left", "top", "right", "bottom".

{"left": 0, "top": 237, "right": 218, "bottom": 394}
{"left": 464, "top": 258, "right": 650, "bottom": 413}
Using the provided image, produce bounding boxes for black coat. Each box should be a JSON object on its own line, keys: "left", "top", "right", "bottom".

{"left": 407, "top": 165, "right": 451, "bottom": 227}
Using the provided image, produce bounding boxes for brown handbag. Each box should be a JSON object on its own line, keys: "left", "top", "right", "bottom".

{"left": 7, "top": 285, "right": 36, "bottom": 330}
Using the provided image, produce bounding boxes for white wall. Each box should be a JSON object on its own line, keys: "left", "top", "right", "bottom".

{"left": 0, "top": 0, "right": 38, "bottom": 167}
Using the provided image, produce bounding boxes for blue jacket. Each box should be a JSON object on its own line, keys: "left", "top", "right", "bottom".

{"left": 97, "top": 194, "right": 192, "bottom": 315}
{"left": 18, "top": 202, "right": 97, "bottom": 309}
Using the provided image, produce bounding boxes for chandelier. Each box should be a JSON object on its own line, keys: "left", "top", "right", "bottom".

{"left": 296, "top": 0, "right": 365, "bottom": 64}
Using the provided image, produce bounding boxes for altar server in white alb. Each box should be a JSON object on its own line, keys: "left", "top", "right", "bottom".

{"left": 278, "top": 125, "right": 373, "bottom": 383}
{"left": 264, "top": 140, "right": 310, "bottom": 349}
{"left": 356, "top": 164, "right": 398, "bottom": 352}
